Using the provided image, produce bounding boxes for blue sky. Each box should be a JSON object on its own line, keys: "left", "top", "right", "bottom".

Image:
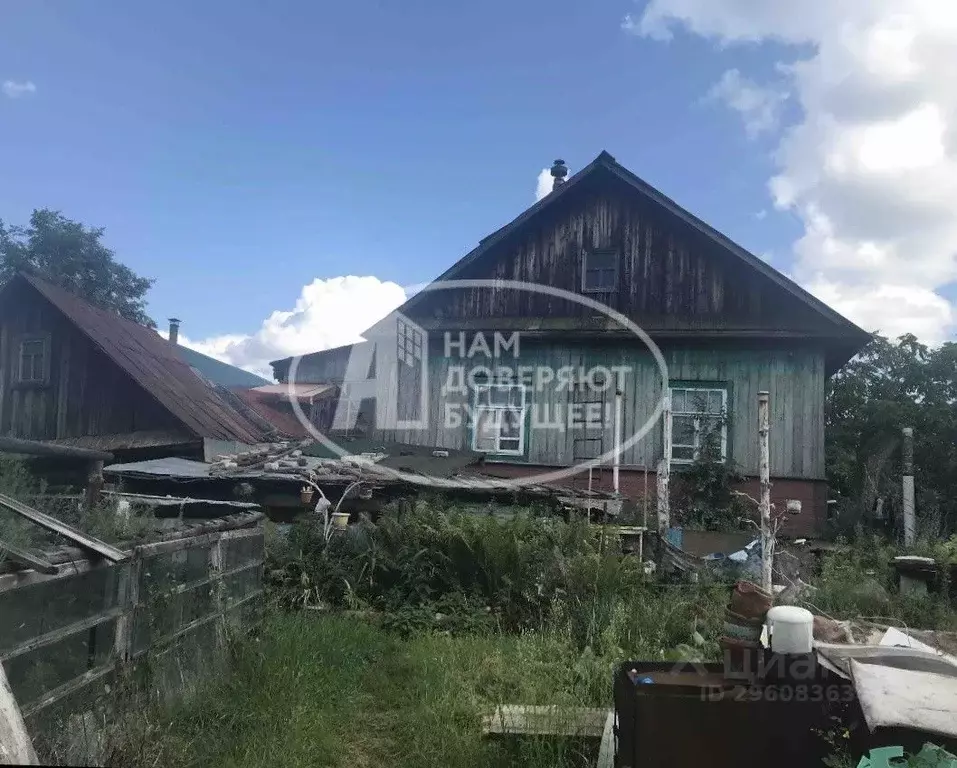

{"left": 2, "top": 0, "right": 954, "bottom": 373}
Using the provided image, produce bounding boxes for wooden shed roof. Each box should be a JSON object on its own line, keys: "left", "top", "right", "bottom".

{"left": 5, "top": 273, "right": 265, "bottom": 445}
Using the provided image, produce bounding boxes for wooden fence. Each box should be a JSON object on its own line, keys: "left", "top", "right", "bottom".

{"left": 0, "top": 512, "right": 265, "bottom": 764}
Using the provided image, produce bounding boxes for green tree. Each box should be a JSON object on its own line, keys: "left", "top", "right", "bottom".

{"left": 0, "top": 209, "right": 154, "bottom": 326}
{"left": 826, "top": 334, "right": 957, "bottom": 537}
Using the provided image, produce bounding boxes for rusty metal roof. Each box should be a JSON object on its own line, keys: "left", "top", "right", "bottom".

{"left": 230, "top": 387, "right": 313, "bottom": 439}
{"left": 16, "top": 273, "right": 265, "bottom": 445}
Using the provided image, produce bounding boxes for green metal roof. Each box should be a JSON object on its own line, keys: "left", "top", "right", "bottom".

{"left": 175, "top": 345, "right": 270, "bottom": 388}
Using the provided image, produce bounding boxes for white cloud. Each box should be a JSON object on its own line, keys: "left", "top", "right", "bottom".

{"left": 535, "top": 168, "right": 553, "bottom": 201}
{"left": 2, "top": 80, "right": 36, "bottom": 99}
{"left": 706, "top": 69, "right": 789, "bottom": 138}
{"left": 627, "top": 0, "right": 957, "bottom": 342}
{"left": 171, "top": 276, "right": 407, "bottom": 378}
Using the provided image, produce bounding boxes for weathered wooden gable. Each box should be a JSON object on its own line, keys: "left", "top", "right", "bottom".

{"left": 0, "top": 287, "right": 182, "bottom": 441}
{"left": 408, "top": 169, "right": 838, "bottom": 336}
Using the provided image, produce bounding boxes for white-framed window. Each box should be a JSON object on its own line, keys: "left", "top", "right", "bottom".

{"left": 396, "top": 316, "right": 423, "bottom": 368}
{"left": 472, "top": 383, "right": 526, "bottom": 456}
{"left": 582, "top": 249, "right": 618, "bottom": 292}
{"left": 18, "top": 335, "right": 48, "bottom": 384}
{"left": 669, "top": 386, "right": 727, "bottom": 464}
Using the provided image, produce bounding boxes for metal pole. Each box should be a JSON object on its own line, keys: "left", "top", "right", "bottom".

{"left": 758, "top": 391, "right": 773, "bottom": 594}
{"left": 612, "top": 375, "right": 623, "bottom": 495}
{"left": 902, "top": 427, "right": 915, "bottom": 546}
{"left": 657, "top": 394, "right": 672, "bottom": 532}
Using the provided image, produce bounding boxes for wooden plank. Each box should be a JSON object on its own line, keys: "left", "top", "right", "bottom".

{"left": 129, "top": 588, "right": 264, "bottom": 658}
{"left": 133, "top": 559, "right": 260, "bottom": 602}
{"left": 209, "top": 536, "right": 226, "bottom": 650}
{"left": 20, "top": 663, "right": 114, "bottom": 719}
{"left": 481, "top": 706, "right": 610, "bottom": 738}
{"left": 114, "top": 555, "right": 142, "bottom": 664}
{"left": 0, "top": 436, "right": 112, "bottom": 462}
{"left": 1, "top": 607, "right": 123, "bottom": 662}
{"left": 135, "top": 531, "right": 223, "bottom": 558}
{"left": 0, "top": 661, "right": 38, "bottom": 765}
{"left": 0, "top": 558, "right": 95, "bottom": 593}
{"left": 0, "top": 493, "right": 126, "bottom": 562}
{"left": 596, "top": 710, "right": 615, "bottom": 768}
{"left": 0, "top": 537, "right": 57, "bottom": 575}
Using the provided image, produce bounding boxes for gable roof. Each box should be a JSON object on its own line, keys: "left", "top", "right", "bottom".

{"left": 6, "top": 273, "right": 265, "bottom": 445}
{"left": 176, "top": 345, "right": 270, "bottom": 388}
{"left": 400, "top": 150, "right": 869, "bottom": 344}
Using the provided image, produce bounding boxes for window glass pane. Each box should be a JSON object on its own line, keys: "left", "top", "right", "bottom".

{"left": 583, "top": 270, "right": 600, "bottom": 291}
{"left": 476, "top": 410, "right": 499, "bottom": 441}
{"left": 500, "top": 409, "right": 521, "bottom": 438}
{"left": 588, "top": 250, "right": 617, "bottom": 270}
{"left": 22, "top": 340, "right": 43, "bottom": 356}
{"left": 475, "top": 387, "right": 490, "bottom": 406}
{"left": 489, "top": 387, "right": 510, "bottom": 405}
{"left": 507, "top": 387, "right": 523, "bottom": 407}
{"left": 599, "top": 269, "right": 616, "bottom": 289}
{"left": 498, "top": 439, "right": 520, "bottom": 452}
{"left": 698, "top": 417, "right": 723, "bottom": 448}
{"left": 475, "top": 435, "right": 497, "bottom": 451}
{"left": 672, "top": 446, "right": 695, "bottom": 461}
{"left": 707, "top": 390, "right": 724, "bottom": 414}
{"left": 672, "top": 415, "right": 696, "bottom": 446}
{"left": 670, "top": 389, "right": 686, "bottom": 413}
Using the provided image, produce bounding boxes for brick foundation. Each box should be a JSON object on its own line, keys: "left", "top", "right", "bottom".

{"left": 473, "top": 463, "right": 826, "bottom": 538}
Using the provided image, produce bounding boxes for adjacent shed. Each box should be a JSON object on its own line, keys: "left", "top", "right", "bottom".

{"left": 0, "top": 273, "right": 266, "bottom": 460}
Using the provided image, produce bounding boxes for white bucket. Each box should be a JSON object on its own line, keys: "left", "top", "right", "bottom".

{"left": 766, "top": 606, "right": 814, "bottom": 655}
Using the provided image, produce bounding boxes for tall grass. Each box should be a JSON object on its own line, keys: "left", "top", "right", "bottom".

{"left": 111, "top": 613, "right": 614, "bottom": 768}
{"left": 810, "top": 533, "right": 957, "bottom": 631}
{"left": 267, "top": 503, "right": 729, "bottom": 656}
{"left": 112, "top": 506, "right": 732, "bottom": 767}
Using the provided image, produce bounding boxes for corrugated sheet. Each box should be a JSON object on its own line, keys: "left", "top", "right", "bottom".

{"left": 250, "top": 383, "right": 336, "bottom": 400}
{"left": 22, "top": 274, "right": 264, "bottom": 445}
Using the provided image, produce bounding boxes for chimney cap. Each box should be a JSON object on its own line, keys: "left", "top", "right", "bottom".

{"left": 168, "top": 317, "right": 181, "bottom": 324}
{"left": 550, "top": 159, "right": 569, "bottom": 191}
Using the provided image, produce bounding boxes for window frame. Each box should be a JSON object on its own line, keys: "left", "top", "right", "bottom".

{"left": 470, "top": 382, "right": 527, "bottom": 457}
{"left": 581, "top": 248, "right": 619, "bottom": 293}
{"left": 668, "top": 385, "right": 728, "bottom": 465}
{"left": 16, "top": 333, "right": 51, "bottom": 386}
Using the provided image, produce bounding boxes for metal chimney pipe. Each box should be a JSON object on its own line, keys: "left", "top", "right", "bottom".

{"left": 168, "top": 318, "right": 181, "bottom": 345}
{"left": 550, "top": 159, "right": 568, "bottom": 191}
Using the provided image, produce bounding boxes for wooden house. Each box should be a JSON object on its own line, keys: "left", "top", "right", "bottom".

{"left": 0, "top": 273, "right": 267, "bottom": 460}
{"left": 271, "top": 151, "right": 872, "bottom": 535}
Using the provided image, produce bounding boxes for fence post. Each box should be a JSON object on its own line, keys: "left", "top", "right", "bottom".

{"left": 209, "top": 535, "right": 226, "bottom": 646}
{"left": 113, "top": 551, "right": 142, "bottom": 664}
{"left": 902, "top": 427, "right": 915, "bottom": 547}
{"left": 0, "top": 663, "right": 38, "bottom": 765}
{"left": 657, "top": 393, "right": 672, "bottom": 532}
{"left": 758, "top": 391, "right": 773, "bottom": 594}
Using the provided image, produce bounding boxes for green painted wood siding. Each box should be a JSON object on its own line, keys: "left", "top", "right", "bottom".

{"left": 374, "top": 340, "right": 825, "bottom": 481}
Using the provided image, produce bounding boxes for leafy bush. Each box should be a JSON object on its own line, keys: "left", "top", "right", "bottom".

{"left": 671, "top": 417, "right": 751, "bottom": 532}
{"left": 267, "top": 502, "right": 729, "bottom": 658}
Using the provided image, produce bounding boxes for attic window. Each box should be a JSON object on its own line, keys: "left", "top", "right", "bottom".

{"left": 582, "top": 249, "right": 618, "bottom": 292}
{"left": 18, "top": 335, "right": 49, "bottom": 384}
